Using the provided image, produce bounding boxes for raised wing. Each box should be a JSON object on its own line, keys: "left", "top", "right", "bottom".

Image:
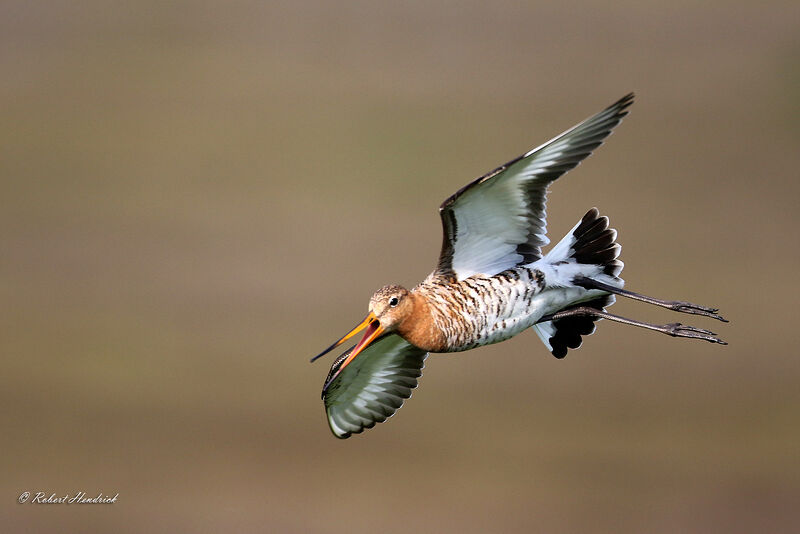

{"left": 434, "top": 93, "right": 634, "bottom": 281}
{"left": 322, "top": 334, "right": 428, "bottom": 439}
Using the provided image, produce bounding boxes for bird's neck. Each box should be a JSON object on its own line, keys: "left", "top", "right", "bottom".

{"left": 397, "top": 291, "right": 447, "bottom": 353}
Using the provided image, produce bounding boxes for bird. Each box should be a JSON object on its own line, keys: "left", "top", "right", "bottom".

{"left": 310, "top": 93, "right": 727, "bottom": 439}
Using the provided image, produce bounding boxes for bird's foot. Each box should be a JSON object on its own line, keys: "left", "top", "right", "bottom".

{"left": 664, "top": 301, "right": 728, "bottom": 322}
{"left": 664, "top": 323, "right": 727, "bottom": 345}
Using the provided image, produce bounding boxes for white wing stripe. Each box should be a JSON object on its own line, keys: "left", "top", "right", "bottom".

{"left": 434, "top": 94, "right": 634, "bottom": 281}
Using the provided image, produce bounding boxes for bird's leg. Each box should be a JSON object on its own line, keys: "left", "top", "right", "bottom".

{"left": 538, "top": 307, "right": 727, "bottom": 345}
{"left": 573, "top": 276, "right": 727, "bottom": 322}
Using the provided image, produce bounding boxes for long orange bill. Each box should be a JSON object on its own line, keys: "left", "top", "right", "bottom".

{"left": 310, "top": 313, "right": 381, "bottom": 363}
{"left": 321, "top": 315, "right": 385, "bottom": 392}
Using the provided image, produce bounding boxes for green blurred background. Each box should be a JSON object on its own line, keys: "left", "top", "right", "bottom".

{"left": 2, "top": 1, "right": 798, "bottom": 532}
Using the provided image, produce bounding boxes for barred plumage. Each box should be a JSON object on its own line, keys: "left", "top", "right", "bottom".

{"left": 312, "top": 93, "right": 727, "bottom": 439}
{"left": 415, "top": 267, "right": 548, "bottom": 351}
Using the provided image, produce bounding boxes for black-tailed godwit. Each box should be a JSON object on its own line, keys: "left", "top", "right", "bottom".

{"left": 311, "top": 93, "right": 727, "bottom": 438}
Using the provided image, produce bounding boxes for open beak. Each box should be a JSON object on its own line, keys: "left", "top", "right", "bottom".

{"left": 310, "top": 312, "right": 384, "bottom": 365}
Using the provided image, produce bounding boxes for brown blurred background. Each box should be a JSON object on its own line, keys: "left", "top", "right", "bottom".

{"left": 2, "top": 1, "right": 798, "bottom": 532}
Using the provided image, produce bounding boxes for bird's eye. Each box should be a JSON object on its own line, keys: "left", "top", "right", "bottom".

{"left": 389, "top": 297, "right": 399, "bottom": 307}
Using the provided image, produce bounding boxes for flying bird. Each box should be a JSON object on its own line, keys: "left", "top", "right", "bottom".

{"left": 311, "top": 94, "right": 727, "bottom": 439}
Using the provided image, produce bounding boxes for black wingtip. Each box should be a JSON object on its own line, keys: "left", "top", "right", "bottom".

{"left": 615, "top": 92, "right": 635, "bottom": 108}
{"left": 605, "top": 93, "right": 635, "bottom": 119}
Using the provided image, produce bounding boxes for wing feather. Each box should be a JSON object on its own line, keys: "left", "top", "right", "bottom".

{"left": 434, "top": 94, "right": 633, "bottom": 280}
{"left": 322, "top": 334, "right": 428, "bottom": 439}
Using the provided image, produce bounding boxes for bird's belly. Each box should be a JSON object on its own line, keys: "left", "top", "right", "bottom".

{"left": 470, "top": 314, "right": 538, "bottom": 348}
{"left": 430, "top": 272, "right": 549, "bottom": 352}
{"left": 431, "top": 279, "right": 597, "bottom": 353}
{"left": 439, "top": 310, "right": 538, "bottom": 352}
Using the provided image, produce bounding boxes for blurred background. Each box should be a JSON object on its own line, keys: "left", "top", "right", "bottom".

{"left": 2, "top": 1, "right": 798, "bottom": 532}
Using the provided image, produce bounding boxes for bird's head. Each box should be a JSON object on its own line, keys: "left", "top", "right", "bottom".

{"left": 368, "top": 284, "right": 412, "bottom": 332}
{"left": 309, "top": 284, "right": 414, "bottom": 369}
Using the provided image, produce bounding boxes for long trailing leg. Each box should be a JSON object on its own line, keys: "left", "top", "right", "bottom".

{"left": 538, "top": 307, "right": 727, "bottom": 345}
{"left": 573, "top": 275, "right": 728, "bottom": 322}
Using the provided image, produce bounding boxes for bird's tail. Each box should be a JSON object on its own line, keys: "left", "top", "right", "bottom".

{"left": 533, "top": 208, "right": 624, "bottom": 358}
{"left": 542, "top": 207, "right": 623, "bottom": 278}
